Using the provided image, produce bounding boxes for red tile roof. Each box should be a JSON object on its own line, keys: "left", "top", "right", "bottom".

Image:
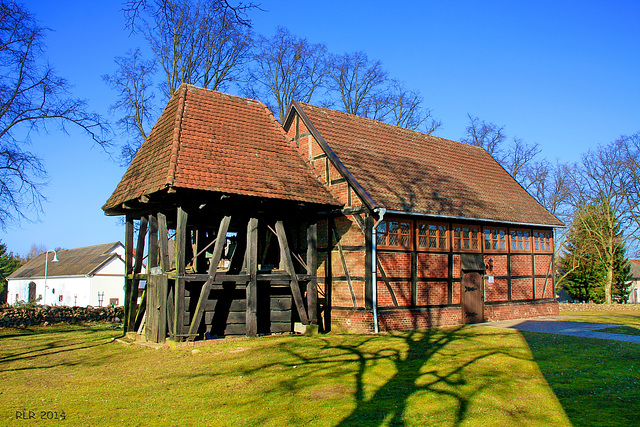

{"left": 289, "top": 102, "right": 562, "bottom": 227}
{"left": 103, "top": 85, "right": 339, "bottom": 213}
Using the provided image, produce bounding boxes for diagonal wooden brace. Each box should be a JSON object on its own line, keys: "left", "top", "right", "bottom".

{"left": 275, "top": 221, "right": 310, "bottom": 325}
{"left": 187, "top": 215, "right": 231, "bottom": 338}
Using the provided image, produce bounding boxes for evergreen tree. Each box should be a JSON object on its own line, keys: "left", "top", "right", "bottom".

{"left": 559, "top": 202, "right": 630, "bottom": 303}
{"left": 0, "top": 241, "right": 22, "bottom": 303}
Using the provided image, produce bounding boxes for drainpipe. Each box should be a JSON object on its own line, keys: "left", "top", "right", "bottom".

{"left": 371, "top": 207, "right": 386, "bottom": 333}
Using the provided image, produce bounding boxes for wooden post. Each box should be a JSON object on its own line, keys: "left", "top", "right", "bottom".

{"left": 157, "top": 212, "right": 170, "bottom": 272}
{"left": 187, "top": 215, "right": 231, "bottom": 339}
{"left": 124, "top": 216, "right": 134, "bottom": 333}
{"left": 173, "top": 206, "right": 188, "bottom": 340}
{"left": 129, "top": 216, "right": 148, "bottom": 332}
{"left": 148, "top": 214, "right": 158, "bottom": 270}
{"left": 246, "top": 218, "right": 259, "bottom": 336}
{"left": 275, "top": 221, "right": 309, "bottom": 325}
{"left": 306, "top": 222, "right": 318, "bottom": 325}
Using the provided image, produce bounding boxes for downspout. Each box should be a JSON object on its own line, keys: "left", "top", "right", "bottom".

{"left": 371, "top": 207, "right": 386, "bottom": 333}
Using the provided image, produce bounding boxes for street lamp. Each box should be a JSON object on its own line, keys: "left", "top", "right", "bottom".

{"left": 43, "top": 250, "right": 58, "bottom": 305}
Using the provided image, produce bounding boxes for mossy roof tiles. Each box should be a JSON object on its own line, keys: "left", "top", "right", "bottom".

{"left": 292, "top": 102, "right": 562, "bottom": 227}
{"left": 103, "top": 85, "right": 338, "bottom": 213}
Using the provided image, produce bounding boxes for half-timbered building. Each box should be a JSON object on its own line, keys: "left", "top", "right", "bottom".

{"left": 104, "top": 84, "right": 562, "bottom": 341}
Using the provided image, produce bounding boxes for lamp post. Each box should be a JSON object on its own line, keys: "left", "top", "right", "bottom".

{"left": 43, "top": 250, "right": 58, "bottom": 305}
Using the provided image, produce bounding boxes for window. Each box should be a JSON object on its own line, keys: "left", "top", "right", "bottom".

{"left": 452, "top": 225, "right": 481, "bottom": 252}
{"left": 510, "top": 229, "right": 531, "bottom": 252}
{"left": 58, "top": 295, "right": 63, "bottom": 302}
{"left": 416, "top": 221, "right": 448, "bottom": 251}
{"left": 377, "top": 219, "right": 412, "bottom": 249}
{"left": 484, "top": 228, "right": 507, "bottom": 252}
{"left": 533, "top": 230, "right": 553, "bottom": 252}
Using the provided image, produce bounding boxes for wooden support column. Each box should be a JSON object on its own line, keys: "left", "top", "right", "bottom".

{"left": 124, "top": 216, "right": 134, "bottom": 333}
{"left": 173, "top": 206, "right": 188, "bottom": 340}
{"left": 306, "top": 222, "right": 318, "bottom": 325}
{"left": 187, "top": 215, "right": 231, "bottom": 339}
{"left": 275, "top": 221, "right": 310, "bottom": 325}
{"left": 246, "top": 218, "right": 259, "bottom": 336}
{"left": 129, "top": 216, "right": 148, "bottom": 332}
{"left": 148, "top": 214, "right": 158, "bottom": 270}
{"left": 157, "top": 213, "right": 173, "bottom": 334}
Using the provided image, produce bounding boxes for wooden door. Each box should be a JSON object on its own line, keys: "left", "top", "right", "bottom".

{"left": 28, "top": 282, "right": 36, "bottom": 302}
{"left": 461, "top": 272, "right": 484, "bottom": 324}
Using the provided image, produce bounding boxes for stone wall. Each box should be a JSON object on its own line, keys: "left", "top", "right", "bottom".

{"left": 0, "top": 305, "right": 124, "bottom": 328}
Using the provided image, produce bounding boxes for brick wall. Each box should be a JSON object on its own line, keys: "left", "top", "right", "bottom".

{"left": 485, "top": 300, "right": 559, "bottom": 322}
{"left": 512, "top": 278, "right": 534, "bottom": 300}
{"left": 416, "top": 282, "right": 448, "bottom": 305}
{"left": 378, "top": 307, "right": 462, "bottom": 331}
{"left": 485, "top": 279, "right": 509, "bottom": 302}
{"left": 378, "top": 252, "right": 411, "bottom": 278}
{"left": 417, "top": 253, "right": 448, "bottom": 278}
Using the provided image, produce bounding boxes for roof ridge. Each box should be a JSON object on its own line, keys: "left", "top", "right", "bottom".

{"left": 165, "top": 85, "right": 188, "bottom": 188}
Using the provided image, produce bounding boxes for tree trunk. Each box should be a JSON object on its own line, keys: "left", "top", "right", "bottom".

{"left": 605, "top": 267, "right": 613, "bottom": 304}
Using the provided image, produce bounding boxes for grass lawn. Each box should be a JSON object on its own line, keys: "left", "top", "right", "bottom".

{"left": 1, "top": 312, "right": 638, "bottom": 426}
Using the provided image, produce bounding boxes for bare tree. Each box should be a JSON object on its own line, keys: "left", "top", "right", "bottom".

{"left": 0, "top": 1, "right": 109, "bottom": 227}
{"left": 502, "top": 137, "right": 541, "bottom": 182}
{"left": 385, "top": 80, "right": 441, "bottom": 134}
{"left": 327, "top": 51, "right": 388, "bottom": 119}
{"left": 247, "top": 26, "right": 328, "bottom": 123}
{"left": 618, "top": 132, "right": 640, "bottom": 245}
{"left": 569, "top": 141, "right": 632, "bottom": 303}
{"left": 103, "top": 49, "right": 156, "bottom": 162}
{"left": 107, "top": 0, "right": 254, "bottom": 162}
{"left": 461, "top": 115, "right": 506, "bottom": 160}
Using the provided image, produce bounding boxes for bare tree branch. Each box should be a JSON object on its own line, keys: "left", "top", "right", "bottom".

{"left": 0, "top": 1, "right": 110, "bottom": 227}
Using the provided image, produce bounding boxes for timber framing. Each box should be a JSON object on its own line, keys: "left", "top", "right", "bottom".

{"left": 118, "top": 196, "right": 324, "bottom": 343}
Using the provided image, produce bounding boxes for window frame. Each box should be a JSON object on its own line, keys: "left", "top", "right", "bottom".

{"left": 452, "top": 224, "right": 482, "bottom": 253}
{"left": 483, "top": 227, "right": 508, "bottom": 253}
{"left": 533, "top": 229, "right": 554, "bottom": 253}
{"left": 376, "top": 218, "right": 413, "bottom": 250}
{"left": 509, "top": 228, "right": 532, "bottom": 253}
{"left": 415, "top": 221, "right": 449, "bottom": 252}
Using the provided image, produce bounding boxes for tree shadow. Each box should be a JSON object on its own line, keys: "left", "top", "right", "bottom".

{"left": 236, "top": 326, "right": 532, "bottom": 426}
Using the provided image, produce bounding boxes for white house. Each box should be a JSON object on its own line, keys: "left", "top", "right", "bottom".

{"left": 628, "top": 260, "right": 640, "bottom": 304}
{"left": 7, "top": 242, "right": 126, "bottom": 307}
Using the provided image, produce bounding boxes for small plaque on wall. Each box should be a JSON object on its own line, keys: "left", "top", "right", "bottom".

{"left": 488, "top": 276, "right": 494, "bottom": 283}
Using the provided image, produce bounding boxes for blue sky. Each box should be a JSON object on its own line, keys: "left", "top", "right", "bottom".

{"left": 3, "top": 0, "right": 639, "bottom": 257}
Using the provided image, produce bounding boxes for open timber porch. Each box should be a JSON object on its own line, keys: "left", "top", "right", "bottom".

{"left": 120, "top": 194, "right": 323, "bottom": 343}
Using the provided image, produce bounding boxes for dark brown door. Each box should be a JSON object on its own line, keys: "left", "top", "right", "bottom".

{"left": 461, "top": 272, "right": 484, "bottom": 324}
{"left": 28, "top": 282, "right": 36, "bottom": 302}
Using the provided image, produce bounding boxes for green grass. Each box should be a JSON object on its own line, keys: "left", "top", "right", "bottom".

{"left": 597, "top": 326, "right": 640, "bottom": 336}
{"left": 0, "top": 316, "right": 637, "bottom": 426}
{"left": 558, "top": 307, "right": 640, "bottom": 328}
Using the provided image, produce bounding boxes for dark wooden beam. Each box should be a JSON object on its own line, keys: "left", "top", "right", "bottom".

{"left": 306, "top": 222, "right": 318, "bottom": 325}
{"left": 129, "top": 216, "right": 148, "bottom": 332}
{"left": 123, "top": 216, "right": 134, "bottom": 333}
{"left": 157, "top": 212, "right": 170, "bottom": 272}
{"left": 173, "top": 206, "right": 188, "bottom": 339}
{"left": 187, "top": 215, "right": 231, "bottom": 339}
{"left": 275, "top": 221, "right": 309, "bottom": 325}
{"left": 148, "top": 214, "right": 158, "bottom": 270}
{"left": 246, "top": 218, "right": 259, "bottom": 337}
{"left": 332, "top": 227, "right": 357, "bottom": 308}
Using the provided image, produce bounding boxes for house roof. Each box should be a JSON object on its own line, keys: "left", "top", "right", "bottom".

{"left": 103, "top": 85, "right": 339, "bottom": 214}
{"left": 7, "top": 242, "right": 124, "bottom": 280}
{"left": 287, "top": 101, "right": 563, "bottom": 227}
{"left": 629, "top": 260, "right": 640, "bottom": 279}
